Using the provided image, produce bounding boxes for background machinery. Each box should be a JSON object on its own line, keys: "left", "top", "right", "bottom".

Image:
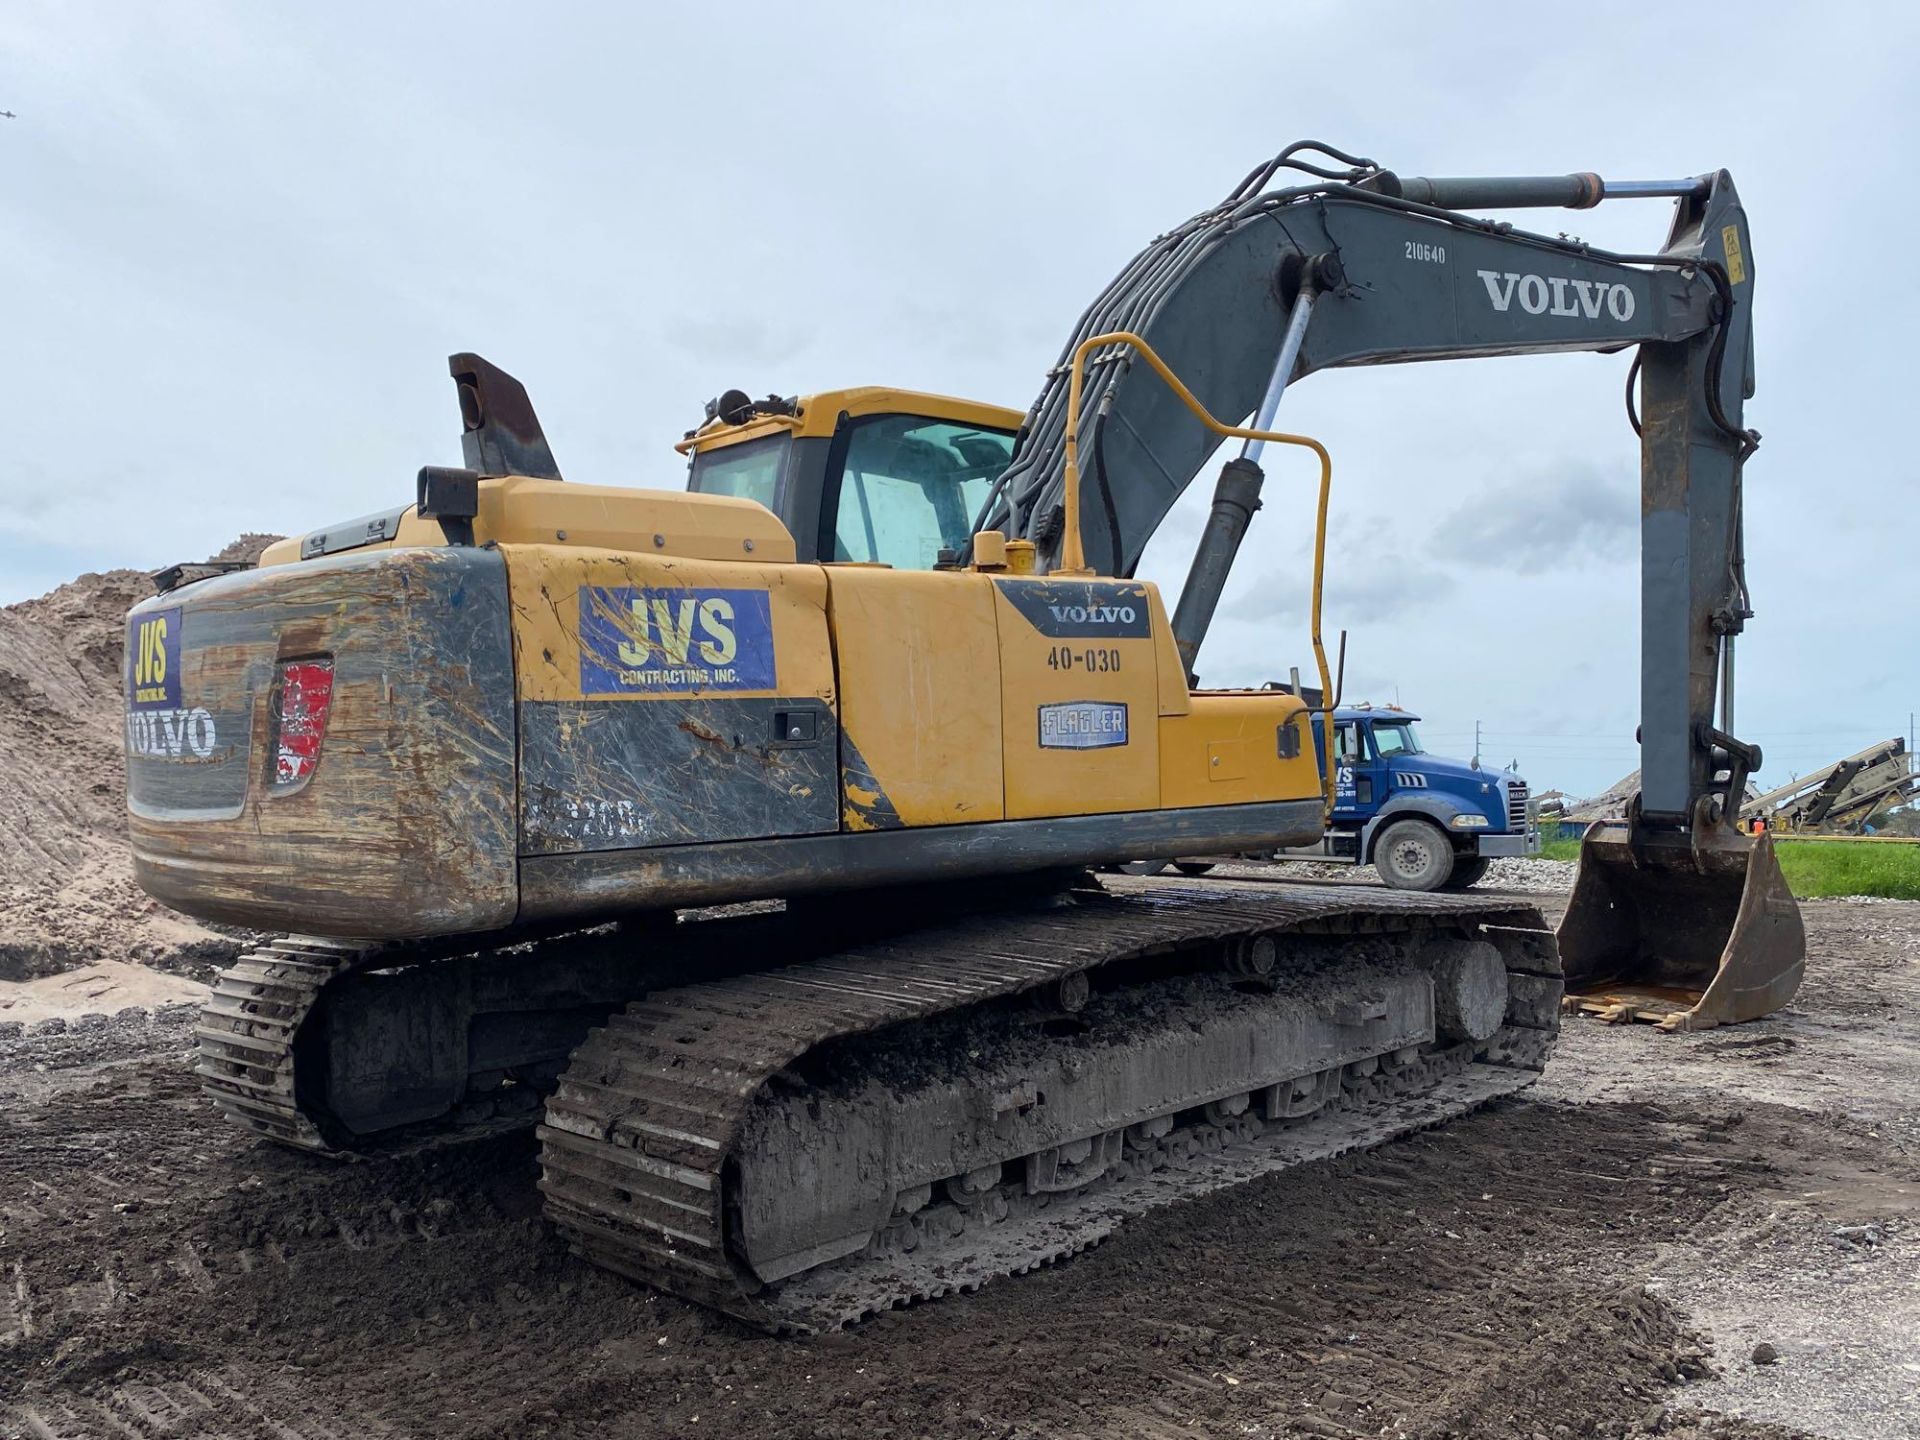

{"left": 1741, "top": 738, "right": 1916, "bottom": 834}
{"left": 130, "top": 142, "right": 1800, "bottom": 1329}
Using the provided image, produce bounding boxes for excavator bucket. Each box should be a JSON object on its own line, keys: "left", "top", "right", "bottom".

{"left": 1557, "top": 822, "right": 1805, "bottom": 1031}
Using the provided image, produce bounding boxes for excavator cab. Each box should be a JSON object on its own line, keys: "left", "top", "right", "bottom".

{"left": 681, "top": 387, "right": 1021, "bottom": 570}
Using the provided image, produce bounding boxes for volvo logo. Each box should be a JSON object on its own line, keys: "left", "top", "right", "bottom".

{"left": 1477, "top": 269, "right": 1636, "bottom": 322}
{"left": 1046, "top": 604, "right": 1136, "bottom": 625}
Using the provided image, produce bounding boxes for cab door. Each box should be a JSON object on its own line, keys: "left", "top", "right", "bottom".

{"left": 1312, "top": 715, "right": 1369, "bottom": 817}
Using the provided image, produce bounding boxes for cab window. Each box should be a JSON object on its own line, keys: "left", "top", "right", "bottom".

{"left": 1334, "top": 722, "right": 1363, "bottom": 763}
{"left": 828, "top": 416, "right": 1015, "bottom": 569}
{"left": 1372, "top": 721, "right": 1422, "bottom": 758}
{"left": 689, "top": 433, "right": 789, "bottom": 512}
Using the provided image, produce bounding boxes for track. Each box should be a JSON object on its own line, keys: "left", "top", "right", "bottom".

{"left": 194, "top": 935, "right": 370, "bottom": 1152}
{"left": 537, "top": 881, "right": 1562, "bottom": 1330}
{"left": 188, "top": 885, "right": 1100, "bottom": 1158}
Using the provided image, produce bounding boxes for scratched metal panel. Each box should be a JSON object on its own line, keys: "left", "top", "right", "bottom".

{"left": 518, "top": 695, "right": 839, "bottom": 855}
{"left": 125, "top": 547, "right": 518, "bottom": 939}
{"left": 520, "top": 798, "right": 1327, "bottom": 919}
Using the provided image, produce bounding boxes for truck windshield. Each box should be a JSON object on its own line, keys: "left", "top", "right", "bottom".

{"left": 1372, "top": 721, "right": 1422, "bottom": 757}
{"left": 830, "top": 416, "right": 1016, "bottom": 569}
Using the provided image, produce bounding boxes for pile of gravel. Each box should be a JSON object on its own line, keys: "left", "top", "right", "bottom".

{"left": 1480, "top": 856, "right": 1578, "bottom": 892}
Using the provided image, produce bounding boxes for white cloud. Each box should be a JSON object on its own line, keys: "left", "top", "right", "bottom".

{"left": 1430, "top": 459, "right": 1636, "bottom": 575}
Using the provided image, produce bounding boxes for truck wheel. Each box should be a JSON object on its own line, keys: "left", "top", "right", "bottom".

{"left": 1441, "top": 855, "right": 1491, "bottom": 890}
{"left": 1372, "top": 819, "right": 1455, "bottom": 892}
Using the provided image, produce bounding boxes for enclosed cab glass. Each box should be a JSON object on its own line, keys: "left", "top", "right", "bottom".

{"left": 684, "top": 388, "right": 1021, "bottom": 570}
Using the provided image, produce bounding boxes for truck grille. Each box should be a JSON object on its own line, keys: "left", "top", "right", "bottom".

{"left": 1506, "top": 780, "right": 1530, "bottom": 831}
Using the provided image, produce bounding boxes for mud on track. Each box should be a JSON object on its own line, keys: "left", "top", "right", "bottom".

{"left": 2, "top": 896, "right": 1915, "bottom": 1439}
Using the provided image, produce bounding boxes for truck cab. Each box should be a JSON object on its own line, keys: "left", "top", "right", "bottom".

{"left": 1297, "top": 704, "right": 1539, "bottom": 891}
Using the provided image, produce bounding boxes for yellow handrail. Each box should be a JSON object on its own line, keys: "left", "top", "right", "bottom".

{"left": 1061, "top": 330, "right": 1337, "bottom": 816}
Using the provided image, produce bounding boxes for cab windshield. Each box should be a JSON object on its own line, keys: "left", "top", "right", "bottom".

{"left": 1372, "top": 721, "right": 1423, "bottom": 758}
{"left": 830, "top": 416, "right": 1015, "bottom": 569}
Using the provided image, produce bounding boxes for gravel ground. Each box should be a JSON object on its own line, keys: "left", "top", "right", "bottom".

{"left": 1532, "top": 893, "right": 1920, "bottom": 1440}
{"left": 0, "top": 888, "right": 1913, "bottom": 1439}
{"left": 1206, "top": 855, "right": 1578, "bottom": 892}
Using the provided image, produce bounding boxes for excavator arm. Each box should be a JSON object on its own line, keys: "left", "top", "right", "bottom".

{"left": 985, "top": 143, "right": 1799, "bottom": 1029}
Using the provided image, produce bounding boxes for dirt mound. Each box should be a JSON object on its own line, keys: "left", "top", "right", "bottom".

{"left": 210, "top": 533, "right": 282, "bottom": 566}
{"left": 0, "top": 540, "right": 280, "bottom": 977}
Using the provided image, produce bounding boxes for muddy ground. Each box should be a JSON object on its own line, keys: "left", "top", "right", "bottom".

{"left": 1, "top": 889, "right": 1914, "bottom": 1440}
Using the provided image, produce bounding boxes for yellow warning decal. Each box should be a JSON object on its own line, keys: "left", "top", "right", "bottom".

{"left": 1722, "top": 225, "right": 1747, "bottom": 285}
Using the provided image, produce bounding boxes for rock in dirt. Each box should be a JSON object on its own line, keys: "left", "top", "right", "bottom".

{"left": 1751, "top": 1341, "right": 1780, "bottom": 1365}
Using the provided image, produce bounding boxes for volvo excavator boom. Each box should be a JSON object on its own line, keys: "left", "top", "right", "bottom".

{"left": 976, "top": 142, "right": 1800, "bottom": 1029}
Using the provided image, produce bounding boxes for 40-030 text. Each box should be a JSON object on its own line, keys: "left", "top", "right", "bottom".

{"left": 1046, "top": 646, "right": 1122, "bottom": 673}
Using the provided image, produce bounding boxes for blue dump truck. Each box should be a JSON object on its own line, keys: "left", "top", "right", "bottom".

{"left": 1283, "top": 704, "right": 1539, "bottom": 891}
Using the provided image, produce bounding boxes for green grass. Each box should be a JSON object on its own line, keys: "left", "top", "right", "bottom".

{"left": 1539, "top": 833, "right": 1920, "bottom": 899}
{"left": 1772, "top": 840, "right": 1920, "bottom": 900}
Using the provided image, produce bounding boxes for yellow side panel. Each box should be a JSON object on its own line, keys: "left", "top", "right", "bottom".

{"left": 501, "top": 545, "right": 833, "bottom": 705}
{"left": 826, "top": 568, "right": 1004, "bottom": 828}
{"left": 480, "top": 479, "right": 795, "bottom": 562}
{"left": 501, "top": 546, "right": 842, "bottom": 855}
{"left": 1158, "top": 692, "right": 1322, "bottom": 810}
{"left": 994, "top": 578, "right": 1161, "bottom": 820}
{"left": 1149, "top": 588, "right": 1193, "bottom": 718}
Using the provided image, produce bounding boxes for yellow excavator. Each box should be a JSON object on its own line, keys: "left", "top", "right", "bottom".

{"left": 127, "top": 142, "right": 1801, "bottom": 1330}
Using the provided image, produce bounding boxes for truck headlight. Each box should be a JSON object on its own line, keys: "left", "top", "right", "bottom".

{"left": 1449, "top": 814, "right": 1489, "bottom": 829}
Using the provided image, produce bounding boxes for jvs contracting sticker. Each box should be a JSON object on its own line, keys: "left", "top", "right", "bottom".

{"left": 579, "top": 586, "right": 776, "bottom": 695}
{"left": 1038, "top": 700, "right": 1128, "bottom": 750}
{"left": 127, "top": 607, "right": 182, "bottom": 710}
{"left": 125, "top": 607, "right": 218, "bottom": 761}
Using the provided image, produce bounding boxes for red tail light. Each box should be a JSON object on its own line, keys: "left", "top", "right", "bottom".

{"left": 270, "top": 659, "right": 335, "bottom": 790}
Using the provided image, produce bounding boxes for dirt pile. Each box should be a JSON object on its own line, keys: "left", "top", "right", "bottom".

{"left": 210, "top": 533, "right": 283, "bottom": 565}
{"left": 0, "top": 536, "right": 280, "bottom": 978}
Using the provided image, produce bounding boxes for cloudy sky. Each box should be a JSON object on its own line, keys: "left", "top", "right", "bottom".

{"left": 4, "top": 2, "right": 1914, "bottom": 798}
